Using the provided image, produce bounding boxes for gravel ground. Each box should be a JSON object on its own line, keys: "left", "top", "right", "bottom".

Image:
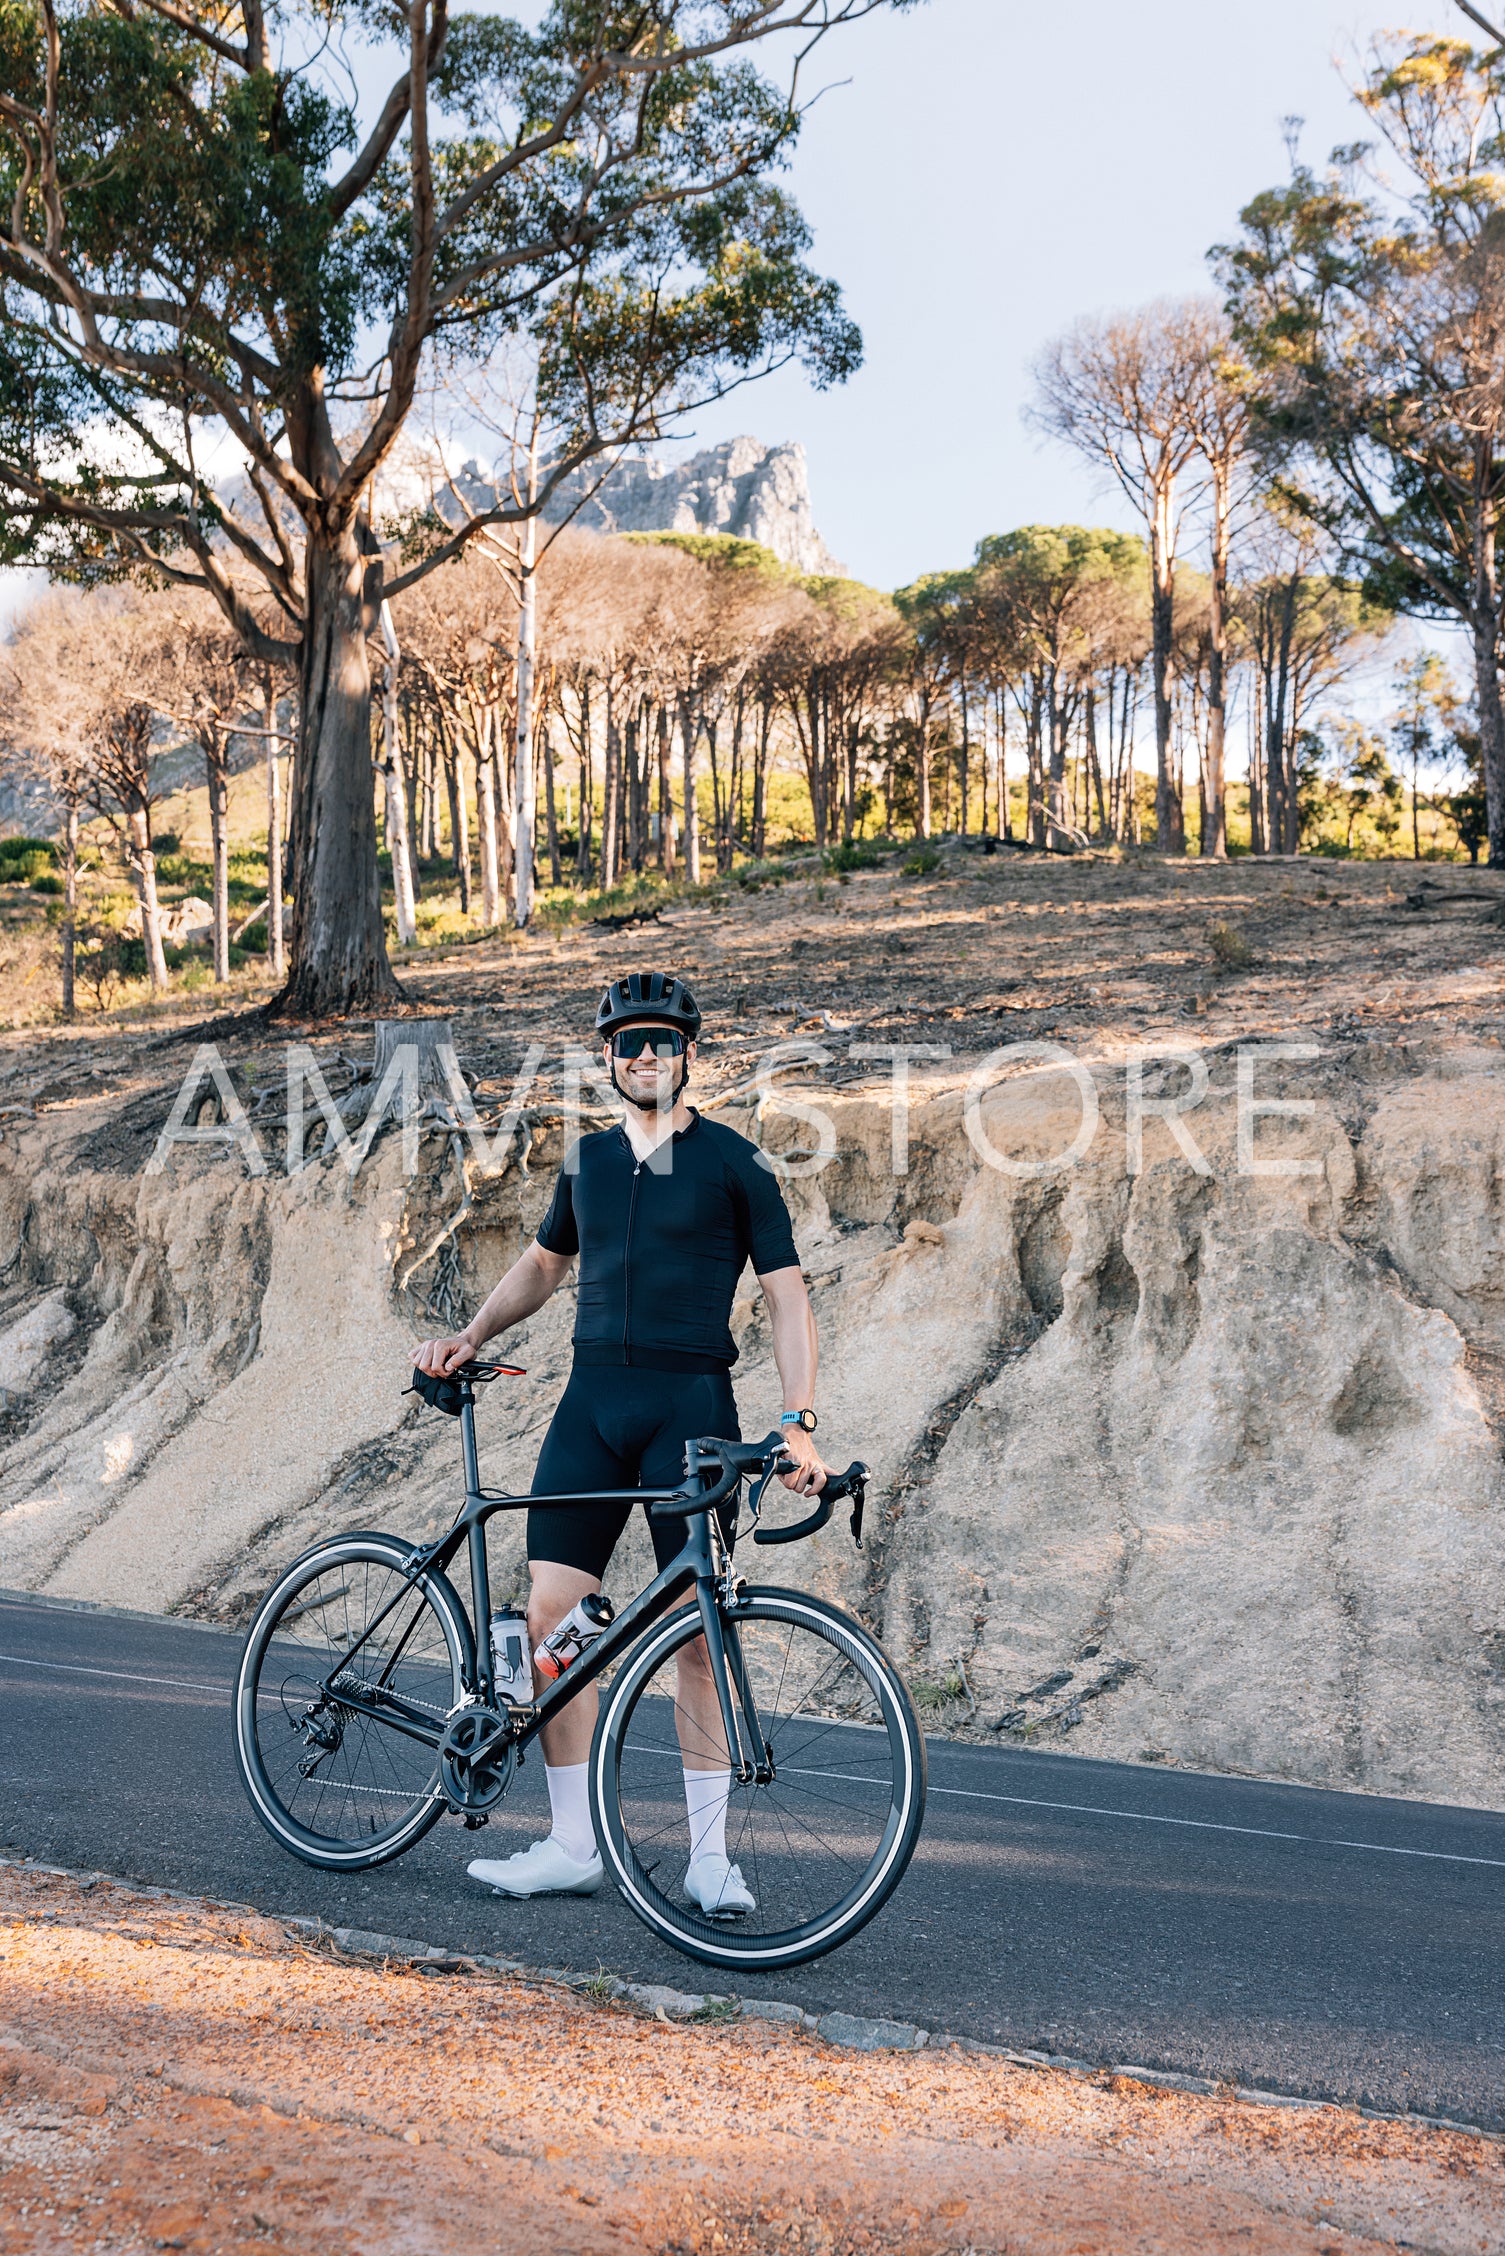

{"left": 1, "top": 1866, "right": 1501, "bottom": 2256}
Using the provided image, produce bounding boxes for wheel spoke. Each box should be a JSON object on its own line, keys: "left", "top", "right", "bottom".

{"left": 238, "top": 1548, "right": 460, "bottom": 1865}
{"left": 601, "top": 1600, "right": 922, "bottom": 1966}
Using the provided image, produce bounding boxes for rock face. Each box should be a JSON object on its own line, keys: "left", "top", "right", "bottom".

{"left": 533, "top": 436, "right": 844, "bottom": 575}
{"left": 1, "top": 1041, "right": 1502, "bottom": 1809}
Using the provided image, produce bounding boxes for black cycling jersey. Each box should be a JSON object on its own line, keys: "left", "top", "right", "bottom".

{"left": 535, "top": 1110, "right": 799, "bottom": 1371}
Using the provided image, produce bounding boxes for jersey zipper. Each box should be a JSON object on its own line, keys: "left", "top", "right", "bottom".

{"left": 622, "top": 1153, "right": 643, "bottom": 1366}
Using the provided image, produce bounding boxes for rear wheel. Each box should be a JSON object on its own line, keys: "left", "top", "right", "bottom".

{"left": 234, "top": 1535, "right": 469, "bottom": 1870}
{"left": 591, "top": 1589, "right": 926, "bottom": 1970}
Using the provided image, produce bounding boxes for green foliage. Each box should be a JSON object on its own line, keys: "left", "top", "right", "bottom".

{"left": 823, "top": 840, "right": 887, "bottom": 872}
{"left": 0, "top": 0, "right": 883, "bottom": 584}
{"left": 1207, "top": 921, "right": 1252, "bottom": 970}
{"left": 0, "top": 835, "right": 58, "bottom": 876}
{"left": 622, "top": 531, "right": 797, "bottom": 582}
{"left": 902, "top": 845, "right": 942, "bottom": 877}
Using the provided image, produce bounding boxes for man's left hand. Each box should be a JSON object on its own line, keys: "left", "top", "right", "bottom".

{"left": 776, "top": 1424, "right": 829, "bottom": 1495}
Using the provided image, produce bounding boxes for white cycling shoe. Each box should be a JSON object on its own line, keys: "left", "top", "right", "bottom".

{"left": 685, "top": 1853, "right": 756, "bottom": 1917}
{"left": 467, "top": 1837, "right": 603, "bottom": 1897}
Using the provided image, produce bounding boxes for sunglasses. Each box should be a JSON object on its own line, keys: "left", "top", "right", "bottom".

{"left": 609, "top": 1027, "right": 687, "bottom": 1060}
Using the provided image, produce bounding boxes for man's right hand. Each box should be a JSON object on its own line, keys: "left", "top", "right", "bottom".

{"left": 415, "top": 1332, "right": 477, "bottom": 1378}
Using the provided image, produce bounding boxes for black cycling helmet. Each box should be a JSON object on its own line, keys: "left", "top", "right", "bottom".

{"left": 595, "top": 971, "right": 702, "bottom": 1042}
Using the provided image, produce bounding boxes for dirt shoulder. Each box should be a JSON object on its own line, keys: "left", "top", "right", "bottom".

{"left": 1, "top": 1865, "right": 1499, "bottom": 2256}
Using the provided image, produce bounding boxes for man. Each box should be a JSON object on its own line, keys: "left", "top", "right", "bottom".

{"left": 415, "top": 971, "right": 830, "bottom": 1915}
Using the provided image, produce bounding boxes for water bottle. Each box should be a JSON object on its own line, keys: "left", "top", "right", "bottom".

{"left": 534, "top": 1592, "right": 615, "bottom": 1682}
{"left": 488, "top": 1608, "right": 532, "bottom": 1703}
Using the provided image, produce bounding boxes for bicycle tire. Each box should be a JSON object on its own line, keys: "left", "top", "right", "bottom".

{"left": 234, "top": 1534, "right": 470, "bottom": 1871}
{"left": 590, "top": 1588, "right": 926, "bottom": 1970}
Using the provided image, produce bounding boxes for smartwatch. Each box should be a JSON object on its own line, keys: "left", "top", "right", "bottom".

{"left": 780, "top": 1408, "right": 818, "bottom": 1434}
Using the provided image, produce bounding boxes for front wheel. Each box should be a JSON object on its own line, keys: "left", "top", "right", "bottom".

{"left": 590, "top": 1589, "right": 926, "bottom": 1971}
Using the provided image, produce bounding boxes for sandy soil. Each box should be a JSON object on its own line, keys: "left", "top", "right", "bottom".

{"left": 3, "top": 845, "right": 1502, "bottom": 1125}
{"left": 1, "top": 1865, "right": 1500, "bottom": 2256}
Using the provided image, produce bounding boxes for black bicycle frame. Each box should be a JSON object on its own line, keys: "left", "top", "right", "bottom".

{"left": 330, "top": 1390, "right": 765, "bottom": 1782}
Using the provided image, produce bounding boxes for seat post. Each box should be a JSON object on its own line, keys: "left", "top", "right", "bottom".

{"left": 460, "top": 1389, "right": 481, "bottom": 1497}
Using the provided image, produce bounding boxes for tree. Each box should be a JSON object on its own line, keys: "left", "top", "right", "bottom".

{"left": 0, "top": 587, "right": 97, "bottom": 1014}
{"left": 0, "top": 0, "right": 914, "bottom": 1013}
{"left": 1234, "top": 502, "right": 1390, "bottom": 854}
{"left": 1390, "top": 650, "right": 1462, "bottom": 858}
{"left": 967, "top": 525, "right": 1148, "bottom": 847}
{"left": 1217, "top": 32, "right": 1505, "bottom": 865}
{"left": 1183, "top": 322, "right": 1253, "bottom": 858}
{"left": 1029, "top": 300, "right": 1220, "bottom": 851}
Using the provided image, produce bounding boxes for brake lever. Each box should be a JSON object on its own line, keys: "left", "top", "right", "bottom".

{"left": 746, "top": 1452, "right": 797, "bottom": 1526}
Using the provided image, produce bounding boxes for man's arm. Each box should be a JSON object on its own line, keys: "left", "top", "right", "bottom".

{"left": 415, "top": 1242, "right": 573, "bottom": 1377}
{"left": 758, "top": 1264, "right": 831, "bottom": 1495}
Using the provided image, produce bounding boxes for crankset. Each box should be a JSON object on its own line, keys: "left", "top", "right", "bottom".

{"left": 438, "top": 1702, "right": 517, "bottom": 1819}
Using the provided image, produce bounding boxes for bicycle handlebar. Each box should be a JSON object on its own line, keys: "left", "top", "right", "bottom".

{"left": 644, "top": 1432, "right": 868, "bottom": 1551}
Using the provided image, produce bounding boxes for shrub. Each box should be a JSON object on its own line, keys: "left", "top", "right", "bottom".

{"left": 1208, "top": 920, "right": 1252, "bottom": 970}
{"left": 153, "top": 830, "right": 181, "bottom": 856}
{"left": 902, "top": 845, "right": 943, "bottom": 878}
{"left": 823, "top": 840, "right": 886, "bottom": 873}
{"left": 0, "top": 837, "right": 59, "bottom": 885}
{"left": 30, "top": 871, "right": 63, "bottom": 895}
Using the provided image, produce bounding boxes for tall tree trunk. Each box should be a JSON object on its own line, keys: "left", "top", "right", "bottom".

{"left": 542, "top": 720, "right": 562, "bottom": 888}
{"left": 474, "top": 707, "right": 501, "bottom": 927}
{"left": 915, "top": 694, "right": 932, "bottom": 840}
{"left": 657, "top": 704, "right": 676, "bottom": 876}
{"left": 514, "top": 492, "right": 538, "bottom": 927}
{"left": 731, "top": 683, "right": 749, "bottom": 859}
{"left": 439, "top": 705, "right": 473, "bottom": 914}
{"left": 958, "top": 676, "right": 970, "bottom": 837}
{"left": 1268, "top": 580, "right": 1297, "bottom": 855}
{"left": 1046, "top": 664, "right": 1068, "bottom": 842}
{"left": 603, "top": 690, "right": 621, "bottom": 887}
{"left": 1471, "top": 506, "right": 1505, "bottom": 867}
{"left": 1026, "top": 677, "right": 1046, "bottom": 846}
{"left": 207, "top": 743, "right": 230, "bottom": 983}
{"left": 1150, "top": 475, "right": 1184, "bottom": 852}
{"left": 680, "top": 694, "right": 702, "bottom": 883}
{"left": 752, "top": 698, "right": 771, "bottom": 859}
{"left": 379, "top": 604, "right": 418, "bottom": 945}
{"left": 286, "top": 524, "right": 398, "bottom": 1015}
{"left": 705, "top": 713, "right": 726, "bottom": 869}
{"left": 60, "top": 799, "right": 77, "bottom": 1020}
{"left": 1204, "top": 462, "right": 1230, "bottom": 859}
{"left": 577, "top": 680, "right": 594, "bottom": 882}
{"left": 265, "top": 678, "right": 286, "bottom": 979}
{"left": 1086, "top": 684, "right": 1107, "bottom": 839}
{"left": 624, "top": 710, "right": 641, "bottom": 871}
{"left": 128, "top": 806, "right": 169, "bottom": 991}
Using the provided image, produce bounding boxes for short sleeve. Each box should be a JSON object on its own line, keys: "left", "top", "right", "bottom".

{"left": 729, "top": 1142, "right": 799, "bottom": 1276}
{"left": 535, "top": 1162, "right": 579, "bottom": 1257}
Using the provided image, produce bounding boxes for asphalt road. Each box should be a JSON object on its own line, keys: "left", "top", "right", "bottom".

{"left": 3, "top": 1588, "right": 1503, "bottom": 2129}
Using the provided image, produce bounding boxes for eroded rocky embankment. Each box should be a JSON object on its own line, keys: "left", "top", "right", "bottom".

{"left": 1, "top": 1037, "right": 1502, "bottom": 1807}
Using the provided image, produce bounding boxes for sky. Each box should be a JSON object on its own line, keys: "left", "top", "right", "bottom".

{"left": 676, "top": 0, "right": 1468, "bottom": 590}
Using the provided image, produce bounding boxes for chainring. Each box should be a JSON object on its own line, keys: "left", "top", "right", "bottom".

{"left": 438, "top": 1703, "right": 517, "bottom": 1814}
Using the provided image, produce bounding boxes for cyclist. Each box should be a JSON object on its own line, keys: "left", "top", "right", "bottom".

{"left": 415, "top": 971, "right": 831, "bottom": 1916}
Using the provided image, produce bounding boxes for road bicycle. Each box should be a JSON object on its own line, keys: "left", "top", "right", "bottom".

{"left": 233, "top": 1361, "right": 926, "bottom": 1970}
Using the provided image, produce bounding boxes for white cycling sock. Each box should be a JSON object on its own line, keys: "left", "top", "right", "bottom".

{"left": 683, "top": 1766, "right": 731, "bottom": 1864}
{"left": 544, "top": 1761, "right": 597, "bottom": 1864}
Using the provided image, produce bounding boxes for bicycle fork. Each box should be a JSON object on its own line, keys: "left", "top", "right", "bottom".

{"left": 695, "top": 1585, "right": 774, "bottom": 1787}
